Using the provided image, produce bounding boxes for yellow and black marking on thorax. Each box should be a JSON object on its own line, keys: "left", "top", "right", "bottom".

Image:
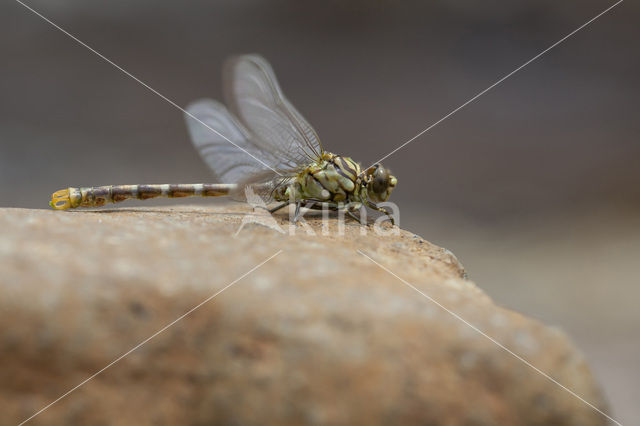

{"left": 276, "top": 152, "right": 363, "bottom": 203}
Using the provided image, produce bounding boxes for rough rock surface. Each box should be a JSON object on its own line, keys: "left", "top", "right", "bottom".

{"left": 0, "top": 205, "right": 609, "bottom": 425}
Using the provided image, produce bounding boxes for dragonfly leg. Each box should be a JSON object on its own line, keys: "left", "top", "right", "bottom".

{"left": 267, "top": 202, "right": 290, "bottom": 214}
{"left": 304, "top": 200, "right": 363, "bottom": 225}
{"left": 292, "top": 199, "right": 366, "bottom": 225}
{"left": 346, "top": 210, "right": 365, "bottom": 225}
{"left": 304, "top": 199, "right": 339, "bottom": 211}
{"left": 293, "top": 199, "right": 340, "bottom": 223}
{"left": 366, "top": 201, "right": 395, "bottom": 225}
{"left": 293, "top": 201, "right": 302, "bottom": 223}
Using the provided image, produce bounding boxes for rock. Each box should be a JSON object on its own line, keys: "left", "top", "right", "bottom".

{"left": 0, "top": 205, "right": 609, "bottom": 425}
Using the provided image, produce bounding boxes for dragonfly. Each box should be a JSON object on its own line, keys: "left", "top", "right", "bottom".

{"left": 49, "top": 54, "right": 397, "bottom": 224}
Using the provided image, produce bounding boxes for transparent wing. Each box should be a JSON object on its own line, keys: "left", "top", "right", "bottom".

{"left": 223, "top": 54, "right": 324, "bottom": 166}
{"left": 231, "top": 169, "right": 294, "bottom": 203}
{"left": 185, "top": 99, "right": 292, "bottom": 184}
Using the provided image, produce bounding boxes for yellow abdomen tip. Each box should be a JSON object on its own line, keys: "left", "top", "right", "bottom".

{"left": 50, "top": 189, "right": 72, "bottom": 210}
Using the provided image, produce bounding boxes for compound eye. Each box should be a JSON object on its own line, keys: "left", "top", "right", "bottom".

{"left": 372, "top": 167, "right": 389, "bottom": 193}
{"left": 372, "top": 177, "right": 385, "bottom": 193}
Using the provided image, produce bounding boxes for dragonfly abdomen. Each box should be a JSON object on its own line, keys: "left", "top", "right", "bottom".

{"left": 50, "top": 184, "right": 235, "bottom": 210}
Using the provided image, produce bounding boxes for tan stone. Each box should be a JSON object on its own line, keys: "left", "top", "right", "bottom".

{"left": 0, "top": 205, "right": 609, "bottom": 425}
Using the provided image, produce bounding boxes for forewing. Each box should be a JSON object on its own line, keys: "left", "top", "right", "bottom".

{"left": 224, "top": 54, "right": 324, "bottom": 165}
{"left": 185, "top": 99, "right": 282, "bottom": 184}
{"left": 185, "top": 99, "right": 298, "bottom": 202}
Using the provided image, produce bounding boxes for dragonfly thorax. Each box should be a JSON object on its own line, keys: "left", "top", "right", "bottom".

{"left": 272, "top": 152, "right": 360, "bottom": 203}
{"left": 273, "top": 152, "right": 396, "bottom": 207}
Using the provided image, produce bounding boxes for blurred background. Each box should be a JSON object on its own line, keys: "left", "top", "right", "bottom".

{"left": 2, "top": 0, "right": 638, "bottom": 423}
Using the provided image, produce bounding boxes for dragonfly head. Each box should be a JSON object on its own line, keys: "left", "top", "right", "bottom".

{"left": 364, "top": 163, "right": 397, "bottom": 203}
